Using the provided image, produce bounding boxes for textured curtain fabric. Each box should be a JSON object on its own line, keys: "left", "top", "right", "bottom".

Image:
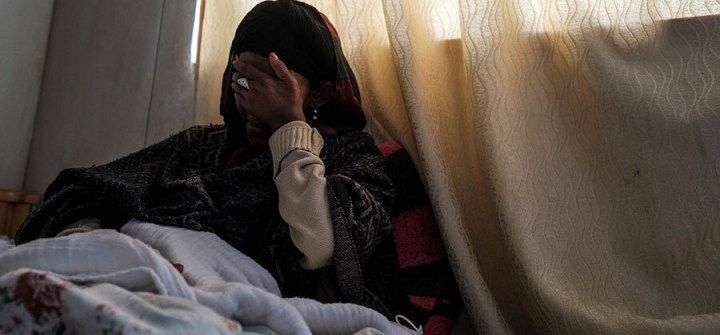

{"left": 194, "top": 1, "right": 720, "bottom": 333}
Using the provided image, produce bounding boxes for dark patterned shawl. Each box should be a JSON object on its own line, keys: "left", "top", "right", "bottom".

{"left": 14, "top": 0, "right": 415, "bottom": 320}
{"left": 14, "top": 125, "right": 409, "bottom": 317}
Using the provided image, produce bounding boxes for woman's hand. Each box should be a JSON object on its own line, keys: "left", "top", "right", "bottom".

{"left": 231, "top": 52, "right": 306, "bottom": 131}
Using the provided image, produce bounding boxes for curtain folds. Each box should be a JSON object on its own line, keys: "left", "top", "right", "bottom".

{"left": 195, "top": 1, "right": 720, "bottom": 333}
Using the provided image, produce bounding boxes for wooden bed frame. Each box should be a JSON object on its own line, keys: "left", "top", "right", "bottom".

{"left": 0, "top": 189, "right": 40, "bottom": 239}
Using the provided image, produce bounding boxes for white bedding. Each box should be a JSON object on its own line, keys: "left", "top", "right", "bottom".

{"left": 0, "top": 220, "right": 417, "bottom": 335}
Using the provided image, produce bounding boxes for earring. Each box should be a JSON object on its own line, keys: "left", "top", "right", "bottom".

{"left": 312, "top": 109, "right": 318, "bottom": 120}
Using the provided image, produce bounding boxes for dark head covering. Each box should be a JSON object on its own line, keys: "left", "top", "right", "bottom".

{"left": 220, "top": 0, "right": 365, "bottom": 161}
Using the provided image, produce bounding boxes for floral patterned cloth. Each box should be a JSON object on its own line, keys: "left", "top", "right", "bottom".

{"left": 0, "top": 270, "right": 244, "bottom": 335}
{"left": 0, "top": 222, "right": 416, "bottom": 335}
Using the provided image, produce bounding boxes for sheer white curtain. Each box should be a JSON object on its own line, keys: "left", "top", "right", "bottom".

{"left": 195, "top": 1, "right": 720, "bottom": 333}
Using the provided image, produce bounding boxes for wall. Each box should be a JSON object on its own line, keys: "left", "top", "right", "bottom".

{"left": 0, "top": 0, "right": 55, "bottom": 190}
{"left": 23, "top": 0, "right": 198, "bottom": 194}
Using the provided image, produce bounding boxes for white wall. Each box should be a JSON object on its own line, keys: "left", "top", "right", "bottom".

{"left": 0, "top": 0, "right": 55, "bottom": 190}
{"left": 23, "top": 0, "right": 197, "bottom": 195}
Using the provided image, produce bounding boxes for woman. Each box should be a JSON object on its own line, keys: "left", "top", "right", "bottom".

{"left": 14, "top": 0, "right": 410, "bottom": 320}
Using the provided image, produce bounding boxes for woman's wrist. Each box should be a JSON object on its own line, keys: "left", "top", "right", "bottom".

{"left": 270, "top": 112, "right": 306, "bottom": 131}
{"left": 268, "top": 121, "right": 324, "bottom": 176}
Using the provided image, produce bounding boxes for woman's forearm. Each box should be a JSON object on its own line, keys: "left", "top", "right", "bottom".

{"left": 270, "top": 121, "right": 334, "bottom": 270}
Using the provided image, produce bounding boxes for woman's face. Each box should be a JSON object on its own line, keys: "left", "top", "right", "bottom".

{"left": 233, "top": 52, "right": 313, "bottom": 148}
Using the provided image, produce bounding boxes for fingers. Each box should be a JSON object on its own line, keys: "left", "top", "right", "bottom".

{"left": 231, "top": 70, "right": 253, "bottom": 116}
{"left": 232, "top": 85, "right": 245, "bottom": 110}
{"left": 231, "top": 72, "right": 248, "bottom": 99}
{"left": 233, "top": 59, "right": 266, "bottom": 81}
{"left": 232, "top": 83, "right": 258, "bottom": 121}
{"left": 268, "top": 52, "right": 293, "bottom": 84}
{"left": 231, "top": 82, "right": 244, "bottom": 94}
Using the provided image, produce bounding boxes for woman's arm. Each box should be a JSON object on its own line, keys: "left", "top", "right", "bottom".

{"left": 323, "top": 145, "right": 395, "bottom": 265}
{"left": 270, "top": 121, "right": 334, "bottom": 270}
{"left": 14, "top": 129, "right": 189, "bottom": 244}
{"left": 320, "top": 131, "right": 395, "bottom": 305}
{"left": 270, "top": 121, "right": 395, "bottom": 275}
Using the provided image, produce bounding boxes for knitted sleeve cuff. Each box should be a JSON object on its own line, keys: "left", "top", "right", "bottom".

{"left": 268, "top": 121, "right": 324, "bottom": 176}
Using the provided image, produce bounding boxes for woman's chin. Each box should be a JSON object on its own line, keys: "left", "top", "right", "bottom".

{"left": 247, "top": 138, "right": 267, "bottom": 148}
{"left": 245, "top": 124, "right": 272, "bottom": 148}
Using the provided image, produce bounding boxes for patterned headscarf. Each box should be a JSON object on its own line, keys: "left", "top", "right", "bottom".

{"left": 220, "top": 0, "right": 365, "bottom": 168}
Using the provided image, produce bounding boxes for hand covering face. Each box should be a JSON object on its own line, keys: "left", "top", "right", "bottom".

{"left": 220, "top": 0, "right": 366, "bottom": 168}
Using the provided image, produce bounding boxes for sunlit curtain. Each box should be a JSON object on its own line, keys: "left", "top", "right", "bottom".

{"left": 195, "top": 0, "right": 720, "bottom": 333}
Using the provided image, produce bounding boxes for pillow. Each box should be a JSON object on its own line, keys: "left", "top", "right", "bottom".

{"left": 379, "top": 141, "right": 462, "bottom": 335}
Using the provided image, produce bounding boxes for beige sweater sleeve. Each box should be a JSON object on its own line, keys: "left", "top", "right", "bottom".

{"left": 269, "top": 121, "right": 334, "bottom": 270}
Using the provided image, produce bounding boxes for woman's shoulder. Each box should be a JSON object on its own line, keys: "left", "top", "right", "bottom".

{"left": 139, "top": 125, "right": 226, "bottom": 151}
{"left": 322, "top": 130, "right": 378, "bottom": 153}
{"left": 169, "top": 125, "right": 227, "bottom": 158}
{"left": 180, "top": 125, "right": 228, "bottom": 173}
{"left": 181, "top": 124, "right": 227, "bottom": 144}
{"left": 132, "top": 125, "right": 228, "bottom": 175}
{"left": 320, "top": 130, "right": 386, "bottom": 169}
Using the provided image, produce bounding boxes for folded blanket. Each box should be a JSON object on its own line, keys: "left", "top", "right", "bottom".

{"left": 0, "top": 221, "right": 416, "bottom": 335}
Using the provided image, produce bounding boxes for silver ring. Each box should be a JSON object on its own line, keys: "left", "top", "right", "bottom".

{"left": 237, "top": 77, "right": 249, "bottom": 90}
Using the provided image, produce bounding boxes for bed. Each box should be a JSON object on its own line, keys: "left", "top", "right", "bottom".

{"left": 0, "top": 142, "right": 468, "bottom": 335}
